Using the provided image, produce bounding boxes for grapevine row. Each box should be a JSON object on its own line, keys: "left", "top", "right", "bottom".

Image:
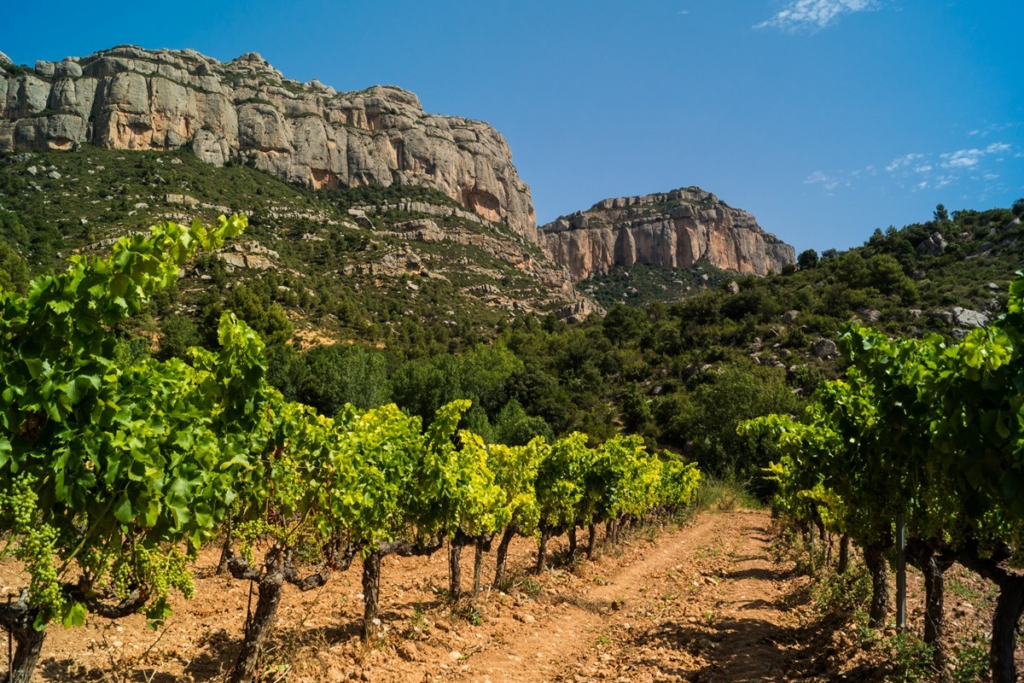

{"left": 0, "top": 217, "right": 701, "bottom": 683}
{"left": 741, "top": 275, "right": 1024, "bottom": 683}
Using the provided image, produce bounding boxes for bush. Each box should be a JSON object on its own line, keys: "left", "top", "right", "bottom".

{"left": 0, "top": 240, "right": 28, "bottom": 294}
{"left": 158, "top": 314, "right": 203, "bottom": 361}
{"left": 620, "top": 383, "right": 652, "bottom": 432}
{"left": 206, "top": 284, "right": 294, "bottom": 346}
{"left": 797, "top": 249, "right": 819, "bottom": 269}
{"left": 658, "top": 365, "right": 804, "bottom": 490}
{"left": 603, "top": 304, "right": 648, "bottom": 346}
{"left": 721, "top": 288, "right": 781, "bottom": 322}
{"left": 866, "top": 254, "right": 914, "bottom": 297}
{"left": 492, "top": 399, "right": 554, "bottom": 446}
{"left": 692, "top": 473, "right": 760, "bottom": 512}
{"left": 299, "top": 344, "right": 391, "bottom": 414}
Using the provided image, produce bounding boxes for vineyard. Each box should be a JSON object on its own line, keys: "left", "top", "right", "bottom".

{"left": 0, "top": 218, "right": 701, "bottom": 683}
{"left": 4, "top": 216, "right": 1024, "bottom": 683}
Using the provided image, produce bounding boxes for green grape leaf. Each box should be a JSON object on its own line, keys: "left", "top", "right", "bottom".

{"left": 32, "top": 611, "right": 50, "bottom": 632}
{"left": 23, "top": 357, "right": 44, "bottom": 380}
{"left": 62, "top": 602, "right": 88, "bottom": 628}
{"left": 168, "top": 499, "right": 191, "bottom": 527}
{"left": 145, "top": 598, "right": 171, "bottom": 630}
{"left": 113, "top": 495, "right": 133, "bottom": 524}
{"left": 194, "top": 503, "right": 213, "bottom": 529}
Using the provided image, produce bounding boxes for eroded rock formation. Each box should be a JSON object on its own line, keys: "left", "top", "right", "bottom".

{"left": 0, "top": 46, "right": 538, "bottom": 240}
{"left": 542, "top": 188, "right": 795, "bottom": 281}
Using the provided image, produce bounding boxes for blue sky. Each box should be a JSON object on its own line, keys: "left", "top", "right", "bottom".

{"left": 3, "top": 1, "right": 1023, "bottom": 253}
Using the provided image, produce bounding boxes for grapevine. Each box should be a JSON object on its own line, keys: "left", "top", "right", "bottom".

{"left": 0, "top": 216, "right": 268, "bottom": 683}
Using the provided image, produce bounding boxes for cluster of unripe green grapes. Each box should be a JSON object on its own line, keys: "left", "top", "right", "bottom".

{"left": 0, "top": 477, "right": 63, "bottom": 617}
{"left": 0, "top": 475, "right": 36, "bottom": 530}
{"left": 111, "top": 552, "right": 137, "bottom": 599}
{"left": 235, "top": 519, "right": 275, "bottom": 565}
{"left": 20, "top": 525, "right": 63, "bottom": 618}
{"left": 112, "top": 545, "right": 195, "bottom": 603}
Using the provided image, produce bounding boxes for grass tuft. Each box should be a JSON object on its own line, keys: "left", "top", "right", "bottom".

{"left": 693, "top": 473, "right": 761, "bottom": 512}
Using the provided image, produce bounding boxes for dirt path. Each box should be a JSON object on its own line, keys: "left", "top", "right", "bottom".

{"left": 8, "top": 508, "right": 1010, "bottom": 681}
{"left": 5, "top": 509, "right": 827, "bottom": 683}
{"left": 668, "top": 512, "right": 804, "bottom": 683}
{"left": 445, "top": 510, "right": 806, "bottom": 683}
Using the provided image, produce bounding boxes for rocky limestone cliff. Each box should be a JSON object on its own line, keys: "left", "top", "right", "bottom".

{"left": 0, "top": 46, "right": 538, "bottom": 241}
{"left": 542, "top": 188, "right": 795, "bottom": 282}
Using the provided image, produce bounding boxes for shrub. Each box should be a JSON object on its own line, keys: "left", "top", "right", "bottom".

{"left": 797, "top": 249, "right": 819, "bottom": 269}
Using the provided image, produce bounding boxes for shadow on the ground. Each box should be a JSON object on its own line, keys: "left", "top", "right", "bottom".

{"left": 552, "top": 593, "right": 614, "bottom": 614}
{"left": 171, "top": 597, "right": 443, "bottom": 681}
{"left": 38, "top": 658, "right": 101, "bottom": 682}
{"left": 38, "top": 642, "right": 229, "bottom": 683}
{"left": 182, "top": 627, "right": 241, "bottom": 681}
{"left": 632, "top": 584, "right": 889, "bottom": 683}
{"left": 39, "top": 657, "right": 187, "bottom": 683}
{"left": 722, "top": 566, "right": 796, "bottom": 582}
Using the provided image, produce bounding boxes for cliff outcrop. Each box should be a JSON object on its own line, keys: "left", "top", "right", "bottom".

{"left": 0, "top": 46, "right": 538, "bottom": 241}
{"left": 541, "top": 188, "right": 795, "bottom": 281}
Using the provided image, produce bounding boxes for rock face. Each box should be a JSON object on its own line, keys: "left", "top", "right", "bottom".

{"left": 813, "top": 339, "right": 839, "bottom": 360}
{"left": 217, "top": 241, "right": 279, "bottom": 271}
{"left": 541, "top": 188, "right": 795, "bottom": 282}
{"left": 0, "top": 46, "right": 538, "bottom": 241}
{"left": 916, "top": 232, "right": 947, "bottom": 256}
{"left": 951, "top": 307, "right": 989, "bottom": 329}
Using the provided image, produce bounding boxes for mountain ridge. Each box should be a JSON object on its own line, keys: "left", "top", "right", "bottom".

{"left": 541, "top": 187, "right": 795, "bottom": 282}
{"left": 2, "top": 45, "right": 797, "bottom": 305}
{"left": 0, "top": 45, "right": 539, "bottom": 241}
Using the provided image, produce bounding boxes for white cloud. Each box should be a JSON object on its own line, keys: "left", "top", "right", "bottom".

{"left": 966, "top": 122, "right": 1021, "bottom": 139}
{"left": 755, "top": 0, "right": 878, "bottom": 32}
{"left": 942, "top": 149, "right": 982, "bottom": 168}
{"left": 805, "top": 170, "right": 841, "bottom": 190}
{"left": 806, "top": 139, "right": 1015, "bottom": 197}
{"left": 805, "top": 169, "right": 860, "bottom": 193}
{"left": 940, "top": 143, "right": 1009, "bottom": 169}
{"left": 885, "top": 153, "right": 923, "bottom": 173}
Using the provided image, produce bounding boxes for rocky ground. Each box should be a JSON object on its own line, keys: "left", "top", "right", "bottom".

{"left": 0, "top": 510, "right": 1009, "bottom": 682}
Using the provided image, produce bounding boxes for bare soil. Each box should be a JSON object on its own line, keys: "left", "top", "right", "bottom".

{"left": 0, "top": 510, "right": 1009, "bottom": 682}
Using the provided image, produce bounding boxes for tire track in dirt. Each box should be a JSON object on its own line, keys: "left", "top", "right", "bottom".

{"left": 677, "top": 512, "right": 803, "bottom": 682}
{"left": 444, "top": 510, "right": 798, "bottom": 683}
